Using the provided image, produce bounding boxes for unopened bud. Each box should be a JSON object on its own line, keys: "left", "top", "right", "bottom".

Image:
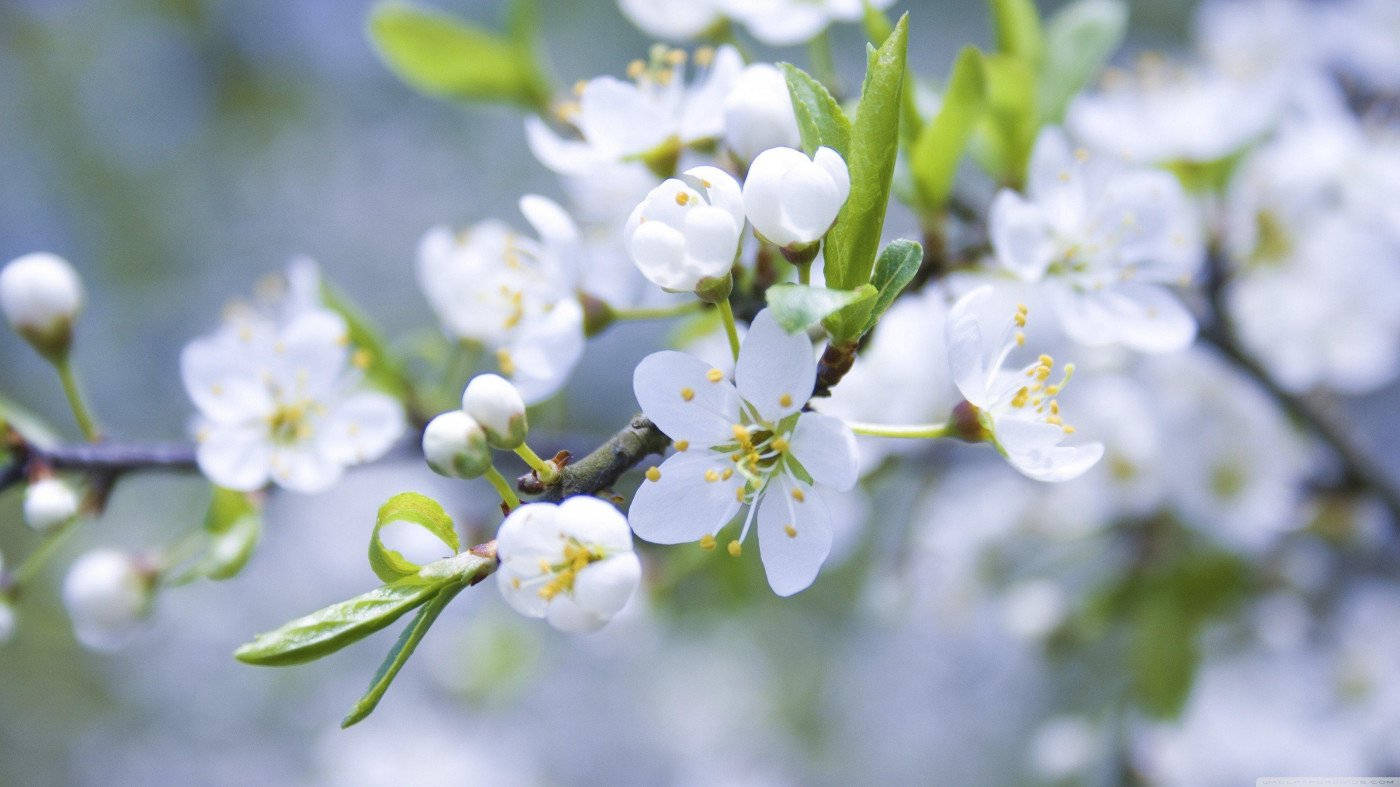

{"left": 422, "top": 410, "right": 492, "bottom": 479}
{"left": 462, "top": 374, "right": 528, "bottom": 449}
{"left": 23, "top": 477, "right": 79, "bottom": 531}
{"left": 1, "top": 252, "right": 83, "bottom": 360}
{"left": 694, "top": 273, "right": 734, "bottom": 304}
{"left": 62, "top": 550, "right": 155, "bottom": 651}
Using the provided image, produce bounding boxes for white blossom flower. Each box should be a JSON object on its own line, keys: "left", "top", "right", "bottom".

{"left": 987, "top": 127, "right": 1203, "bottom": 353}
{"left": 62, "top": 549, "right": 155, "bottom": 651}
{"left": 624, "top": 165, "right": 745, "bottom": 292}
{"left": 1030, "top": 716, "right": 1101, "bottom": 781}
{"left": 947, "top": 285, "right": 1104, "bottom": 482}
{"left": 461, "top": 373, "right": 528, "bottom": 450}
{"left": 23, "top": 477, "right": 79, "bottom": 531}
{"left": 1322, "top": 0, "right": 1400, "bottom": 91}
{"left": 495, "top": 496, "right": 642, "bottom": 633}
{"left": 742, "top": 146, "right": 850, "bottom": 250}
{"left": 723, "top": 64, "right": 802, "bottom": 163}
{"left": 617, "top": 0, "right": 723, "bottom": 41}
{"left": 629, "top": 309, "right": 858, "bottom": 595}
{"left": 417, "top": 195, "right": 586, "bottom": 403}
{"left": 182, "top": 284, "right": 405, "bottom": 493}
{"left": 524, "top": 45, "right": 742, "bottom": 177}
{"left": 0, "top": 252, "right": 83, "bottom": 357}
{"left": 720, "top": 0, "right": 894, "bottom": 46}
{"left": 421, "top": 410, "right": 491, "bottom": 479}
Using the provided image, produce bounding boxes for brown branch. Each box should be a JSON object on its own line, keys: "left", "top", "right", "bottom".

{"left": 517, "top": 415, "right": 670, "bottom": 502}
{"left": 0, "top": 437, "right": 198, "bottom": 494}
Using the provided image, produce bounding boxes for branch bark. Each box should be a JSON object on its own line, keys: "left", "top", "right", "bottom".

{"left": 1, "top": 437, "right": 198, "bottom": 493}
{"left": 517, "top": 415, "right": 670, "bottom": 502}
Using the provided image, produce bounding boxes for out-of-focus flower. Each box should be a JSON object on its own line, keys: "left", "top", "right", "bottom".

{"left": 988, "top": 127, "right": 1203, "bottom": 352}
{"left": 1029, "top": 716, "right": 1100, "bottom": 782}
{"left": 23, "top": 477, "right": 79, "bottom": 531}
{"left": 625, "top": 165, "right": 745, "bottom": 293}
{"left": 1322, "top": 0, "right": 1400, "bottom": 92}
{"left": 495, "top": 496, "right": 642, "bottom": 633}
{"left": 999, "top": 579, "right": 1068, "bottom": 641}
{"left": 629, "top": 309, "right": 857, "bottom": 595}
{"left": 182, "top": 279, "right": 405, "bottom": 493}
{"left": 421, "top": 410, "right": 492, "bottom": 479}
{"left": 742, "top": 146, "right": 850, "bottom": 251}
{"left": 0, "top": 252, "right": 83, "bottom": 359}
{"left": 62, "top": 549, "right": 155, "bottom": 651}
{"left": 720, "top": 0, "right": 895, "bottom": 46}
{"left": 462, "top": 373, "right": 528, "bottom": 450}
{"left": 417, "top": 196, "right": 586, "bottom": 403}
{"left": 723, "top": 64, "right": 802, "bottom": 163}
{"left": 525, "top": 45, "right": 742, "bottom": 177}
{"left": 617, "top": 0, "right": 723, "bottom": 41}
{"left": 947, "top": 286, "right": 1104, "bottom": 482}
{"left": 0, "top": 598, "right": 13, "bottom": 645}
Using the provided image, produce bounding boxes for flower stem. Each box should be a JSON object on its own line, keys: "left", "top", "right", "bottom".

{"left": 513, "top": 442, "right": 558, "bottom": 484}
{"left": 54, "top": 358, "right": 100, "bottom": 442}
{"left": 10, "top": 511, "right": 86, "bottom": 590}
{"left": 717, "top": 299, "right": 741, "bottom": 360}
{"left": 844, "top": 421, "right": 953, "bottom": 439}
{"left": 797, "top": 264, "right": 811, "bottom": 285}
{"left": 483, "top": 465, "right": 522, "bottom": 511}
{"left": 610, "top": 301, "right": 704, "bottom": 322}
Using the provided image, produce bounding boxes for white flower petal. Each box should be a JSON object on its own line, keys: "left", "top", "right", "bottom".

{"left": 545, "top": 593, "right": 608, "bottom": 633}
{"left": 756, "top": 477, "right": 832, "bottom": 596}
{"left": 678, "top": 44, "right": 743, "bottom": 143}
{"left": 318, "top": 391, "right": 405, "bottom": 465}
{"left": 181, "top": 333, "right": 273, "bottom": 422}
{"left": 579, "top": 76, "right": 672, "bottom": 157}
{"left": 997, "top": 416, "right": 1105, "bottom": 483}
{"left": 497, "top": 503, "right": 564, "bottom": 563}
{"left": 555, "top": 495, "right": 633, "bottom": 553}
{"left": 501, "top": 297, "right": 586, "bottom": 404}
{"left": 777, "top": 158, "right": 843, "bottom": 243}
{"left": 519, "top": 194, "right": 579, "bottom": 250}
{"left": 627, "top": 450, "right": 743, "bottom": 544}
{"left": 196, "top": 420, "right": 270, "bottom": 491}
{"left": 989, "top": 190, "right": 1055, "bottom": 281}
{"left": 268, "top": 443, "right": 343, "bottom": 493}
{"left": 633, "top": 350, "right": 742, "bottom": 446}
{"left": 1052, "top": 282, "right": 1197, "bottom": 353}
{"left": 628, "top": 215, "right": 691, "bottom": 291}
{"left": 788, "top": 411, "right": 859, "bottom": 491}
{"left": 270, "top": 309, "right": 349, "bottom": 396}
{"left": 735, "top": 309, "right": 815, "bottom": 422}
{"left": 813, "top": 146, "right": 851, "bottom": 202}
{"left": 682, "top": 205, "right": 742, "bottom": 275}
{"left": 497, "top": 562, "right": 548, "bottom": 619}
{"left": 524, "top": 115, "right": 606, "bottom": 175}
{"left": 946, "top": 285, "right": 1011, "bottom": 406}
{"left": 573, "top": 552, "right": 641, "bottom": 618}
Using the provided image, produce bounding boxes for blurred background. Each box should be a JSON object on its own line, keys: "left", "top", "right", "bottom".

{"left": 8, "top": 0, "right": 1399, "bottom": 784}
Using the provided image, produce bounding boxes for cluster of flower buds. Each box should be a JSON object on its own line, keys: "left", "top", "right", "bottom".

{"left": 421, "top": 373, "right": 529, "bottom": 480}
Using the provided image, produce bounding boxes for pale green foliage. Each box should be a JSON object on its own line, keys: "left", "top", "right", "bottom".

{"left": 861, "top": 240, "right": 923, "bottom": 334}
{"left": 910, "top": 47, "right": 987, "bottom": 212}
{"left": 766, "top": 283, "right": 875, "bottom": 334}
{"left": 196, "top": 487, "right": 262, "bottom": 581}
{"left": 369, "top": 492, "right": 460, "bottom": 584}
{"left": 1038, "top": 0, "right": 1128, "bottom": 123}
{"left": 781, "top": 63, "right": 852, "bottom": 158}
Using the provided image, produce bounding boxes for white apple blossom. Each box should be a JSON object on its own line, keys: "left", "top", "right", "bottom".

{"left": 720, "top": 0, "right": 895, "bottom": 46}
{"left": 742, "top": 146, "right": 850, "bottom": 251}
{"left": 495, "top": 496, "right": 642, "bottom": 633}
{"left": 23, "top": 477, "right": 79, "bottom": 531}
{"left": 629, "top": 309, "right": 858, "bottom": 596}
{"left": 987, "top": 127, "right": 1203, "bottom": 353}
{"left": 182, "top": 289, "right": 405, "bottom": 494}
{"left": 62, "top": 549, "right": 155, "bottom": 651}
{"left": 624, "top": 165, "right": 745, "bottom": 293}
{"left": 461, "top": 373, "right": 528, "bottom": 450}
{"left": 617, "top": 0, "right": 723, "bottom": 41}
{"left": 947, "top": 285, "right": 1104, "bottom": 482}
{"left": 1, "top": 252, "right": 83, "bottom": 357}
{"left": 723, "top": 64, "right": 802, "bottom": 164}
{"left": 421, "top": 410, "right": 491, "bottom": 479}
{"left": 524, "top": 45, "right": 742, "bottom": 177}
{"left": 417, "top": 195, "right": 586, "bottom": 403}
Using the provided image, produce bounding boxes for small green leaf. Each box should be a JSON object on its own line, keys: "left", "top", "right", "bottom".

{"left": 823, "top": 14, "right": 909, "bottom": 300}
{"left": 861, "top": 2, "right": 923, "bottom": 144}
{"left": 235, "top": 572, "right": 451, "bottom": 666}
{"left": 205, "top": 486, "right": 256, "bottom": 535}
{"left": 368, "top": 1, "right": 550, "bottom": 110}
{"left": 972, "top": 52, "right": 1037, "bottom": 187}
{"left": 781, "top": 63, "right": 851, "bottom": 158}
{"left": 990, "top": 0, "right": 1044, "bottom": 66}
{"left": 1038, "top": 0, "right": 1127, "bottom": 123}
{"left": 862, "top": 240, "right": 923, "bottom": 333}
{"left": 911, "top": 46, "right": 987, "bottom": 211}
{"left": 342, "top": 582, "right": 465, "bottom": 727}
{"left": 1130, "top": 597, "right": 1198, "bottom": 718}
{"left": 860, "top": 1, "right": 893, "bottom": 44}
{"left": 370, "top": 492, "right": 460, "bottom": 585}
{"left": 321, "top": 279, "right": 411, "bottom": 400}
{"left": 765, "top": 284, "right": 875, "bottom": 333}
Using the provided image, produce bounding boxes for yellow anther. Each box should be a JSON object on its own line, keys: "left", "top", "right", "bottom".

{"left": 1010, "top": 387, "right": 1030, "bottom": 409}
{"left": 706, "top": 368, "right": 724, "bottom": 383}
{"left": 1074, "top": 147, "right": 1090, "bottom": 162}
{"left": 496, "top": 348, "right": 516, "bottom": 376}
{"left": 553, "top": 100, "right": 581, "bottom": 122}
{"left": 1015, "top": 331, "right": 1026, "bottom": 347}
{"left": 1062, "top": 425, "right": 1076, "bottom": 434}
{"left": 681, "top": 387, "right": 695, "bottom": 401}
{"left": 626, "top": 59, "right": 646, "bottom": 79}
{"left": 674, "top": 440, "right": 689, "bottom": 452}
{"left": 771, "top": 436, "right": 790, "bottom": 453}
{"left": 1058, "top": 170, "right": 1071, "bottom": 182}
{"left": 675, "top": 191, "right": 691, "bottom": 206}
{"left": 704, "top": 469, "right": 719, "bottom": 483}
{"left": 699, "top": 534, "right": 717, "bottom": 550}
{"left": 779, "top": 393, "right": 793, "bottom": 408}
{"left": 784, "top": 524, "right": 797, "bottom": 538}
{"left": 655, "top": 69, "right": 673, "bottom": 86}
{"left": 1044, "top": 385, "right": 1060, "bottom": 396}
{"left": 727, "top": 539, "right": 742, "bottom": 557}
{"left": 735, "top": 486, "right": 746, "bottom": 502}
{"left": 538, "top": 559, "right": 551, "bottom": 574}
{"left": 572, "top": 79, "right": 587, "bottom": 95}
{"left": 730, "top": 453, "right": 743, "bottom": 462}
{"left": 352, "top": 348, "right": 372, "bottom": 369}
{"left": 511, "top": 577, "right": 521, "bottom": 589}
{"left": 665, "top": 48, "right": 687, "bottom": 65}
{"left": 210, "top": 383, "right": 224, "bottom": 396}
{"left": 791, "top": 488, "right": 805, "bottom": 502}
{"left": 720, "top": 467, "right": 733, "bottom": 480}
{"left": 1038, "top": 354, "right": 1054, "bottom": 366}
{"left": 732, "top": 424, "right": 751, "bottom": 444}
{"left": 336, "top": 333, "right": 350, "bottom": 347}
{"left": 694, "top": 46, "right": 714, "bottom": 66}
{"left": 645, "top": 466, "right": 661, "bottom": 482}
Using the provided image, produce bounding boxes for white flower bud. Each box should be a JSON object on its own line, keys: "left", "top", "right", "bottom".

{"left": 62, "top": 550, "right": 154, "bottom": 651}
{"left": 462, "top": 374, "right": 528, "bottom": 449}
{"left": 741, "top": 146, "right": 850, "bottom": 249}
{"left": 624, "top": 165, "right": 745, "bottom": 293}
{"left": 0, "top": 252, "right": 83, "bottom": 359}
{"left": 422, "top": 410, "right": 492, "bottom": 479}
{"left": 723, "top": 64, "right": 802, "bottom": 163}
{"left": 23, "top": 477, "right": 80, "bottom": 531}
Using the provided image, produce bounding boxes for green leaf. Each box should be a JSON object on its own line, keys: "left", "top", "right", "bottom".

{"left": 370, "top": 492, "right": 460, "bottom": 585}
{"left": 862, "top": 240, "right": 923, "bottom": 333}
{"left": 321, "top": 279, "right": 411, "bottom": 400}
{"left": 990, "top": 0, "right": 1043, "bottom": 65}
{"left": 781, "top": 63, "right": 851, "bottom": 158}
{"left": 973, "top": 52, "right": 1037, "bottom": 187}
{"left": 192, "top": 487, "right": 263, "bottom": 581}
{"left": 911, "top": 46, "right": 987, "bottom": 212}
{"left": 860, "top": 1, "right": 894, "bottom": 44}
{"left": 1130, "top": 596, "right": 1198, "bottom": 718}
{"left": 1038, "top": 0, "right": 1127, "bottom": 123}
{"left": 368, "top": 1, "right": 550, "bottom": 110}
{"left": 765, "top": 284, "right": 875, "bottom": 334}
{"left": 823, "top": 13, "right": 909, "bottom": 304}
{"left": 342, "top": 582, "right": 465, "bottom": 727}
{"left": 861, "top": 2, "right": 923, "bottom": 144}
{"left": 235, "top": 572, "right": 451, "bottom": 666}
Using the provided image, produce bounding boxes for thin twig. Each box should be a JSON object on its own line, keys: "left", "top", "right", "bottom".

{"left": 0, "top": 439, "right": 198, "bottom": 494}
{"left": 517, "top": 415, "right": 670, "bottom": 502}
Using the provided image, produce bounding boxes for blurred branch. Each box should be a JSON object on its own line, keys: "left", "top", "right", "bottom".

{"left": 1, "top": 432, "right": 198, "bottom": 495}
{"left": 517, "top": 415, "right": 669, "bottom": 502}
{"left": 1200, "top": 250, "right": 1400, "bottom": 525}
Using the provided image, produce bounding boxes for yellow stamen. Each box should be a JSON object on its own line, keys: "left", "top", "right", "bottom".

{"left": 675, "top": 191, "right": 691, "bottom": 206}
{"left": 699, "top": 534, "right": 716, "bottom": 550}
{"left": 680, "top": 387, "right": 695, "bottom": 401}
{"left": 674, "top": 440, "right": 689, "bottom": 452}
{"left": 645, "top": 466, "right": 661, "bottom": 482}
{"left": 779, "top": 393, "right": 793, "bottom": 408}
{"left": 784, "top": 524, "right": 797, "bottom": 538}
{"left": 704, "top": 469, "right": 719, "bottom": 482}
{"left": 791, "top": 488, "right": 805, "bottom": 502}
{"left": 727, "top": 539, "right": 742, "bottom": 557}
{"left": 706, "top": 368, "right": 724, "bottom": 383}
